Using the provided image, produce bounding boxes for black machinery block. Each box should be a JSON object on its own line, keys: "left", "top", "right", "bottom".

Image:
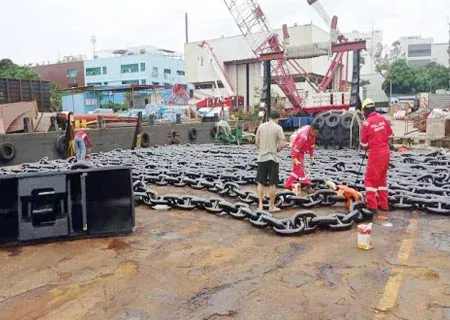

{"left": 0, "top": 166, "right": 134, "bottom": 245}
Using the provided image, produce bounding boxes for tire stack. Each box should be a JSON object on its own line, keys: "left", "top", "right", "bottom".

{"left": 312, "top": 111, "right": 364, "bottom": 149}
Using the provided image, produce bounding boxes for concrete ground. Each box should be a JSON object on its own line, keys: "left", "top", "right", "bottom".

{"left": 0, "top": 185, "right": 449, "bottom": 320}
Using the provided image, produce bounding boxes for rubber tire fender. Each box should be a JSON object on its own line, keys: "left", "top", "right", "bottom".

{"left": 312, "top": 113, "right": 327, "bottom": 129}
{"left": 210, "top": 126, "right": 218, "bottom": 138}
{"left": 188, "top": 127, "right": 198, "bottom": 141}
{"left": 141, "top": 132, "right": 150, "bottom": 148}
{"left": 340, "top": 113, "right": 354, "bottom": 130}
{"left": 70, "top": 161, "right": 92, "bottom": 170}
{"left": 0, "top": 142, "right": 16, "bottom": 162}
{"left": 325, "top": 113, "right": 340, "bottom": 129}
{"left": 56, "top": 135, "right": 66, "bottom": 156}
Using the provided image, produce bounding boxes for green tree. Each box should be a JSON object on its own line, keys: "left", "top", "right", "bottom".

{"left": 423, "top": 62, "right": 450, "bottom": 92}
{"left": 382, "top": 59, "right": 450, "bottom": 95}
{"left": 123, "top": 92, "right": 132, "bottom": 109}
{"left": 49, "top": 83, "right": 63, "bottom": 112}
{"left": 360, "top": 79, "right": 371, "bottom": 87}
{"left": 0, "top": 59, "right": 39, "bottom": 79}
{"left": 374, "top": 41, "right": 406, "bottom": 77}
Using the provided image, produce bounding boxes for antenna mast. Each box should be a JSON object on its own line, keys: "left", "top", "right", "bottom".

{"left": 91, "top": 36, "right": 97, "bottom": 59}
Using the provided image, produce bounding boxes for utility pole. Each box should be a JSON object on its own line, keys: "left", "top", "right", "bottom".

{"left": 448, "top": 17, "right": 450, "bottom": 90}
{"left": 261, "top": 60, "right": 271, "bottom": 122}
{"left": 185, "top": 13, "right": 189, "bottom": 44}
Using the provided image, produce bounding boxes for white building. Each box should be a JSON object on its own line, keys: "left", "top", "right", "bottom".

{"left": 344, "top": 30, "right": 383, "bottom": 74}
{"left": 398, "top": 36, "right": 434, "bottom": 67}
{"left": 397, "top": 36, "right": 449, "bottom": 68}
{"left": 185, "top": 23, "right": 353, "bottom": 108}
{"left": 432, "top": 43, "right": 450, "bottom": 67}
{"left": 344, "top": 30, "right": 387, "bottom": 103}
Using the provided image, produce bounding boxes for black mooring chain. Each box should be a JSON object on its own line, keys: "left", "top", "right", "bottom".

{"left": 1, "top": 144, "right": 449, "bottom": 237}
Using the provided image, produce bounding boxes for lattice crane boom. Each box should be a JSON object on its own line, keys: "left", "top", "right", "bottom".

{"left": 307, "top": 0, "right": 348, "bottom": 92}
{"left": 223, "top": 0, "right": 305, "bottom": 109}
{"left": 198, "top": 41, "right": 236, "bottom": 96}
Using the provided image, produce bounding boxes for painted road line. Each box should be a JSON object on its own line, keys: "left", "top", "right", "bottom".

{"left": 375, "top": 218, "right": 418, "bottom": 315}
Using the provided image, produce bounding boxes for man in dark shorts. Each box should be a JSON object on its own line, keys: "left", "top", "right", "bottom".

{"left": 255, "top": 110, "right": 286, "bottom": 212}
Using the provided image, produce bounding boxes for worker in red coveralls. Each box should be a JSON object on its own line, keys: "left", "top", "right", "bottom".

{"left": 284, "top": 123, "right": 320, "bottom": 194}
{"left": 360, "top": 98, "right": 394, "bottom": 214}
{"left": 74, "top": 130, "right": 92, "bottom": 160}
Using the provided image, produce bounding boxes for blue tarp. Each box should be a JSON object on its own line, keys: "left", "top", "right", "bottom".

{"left": 279, "top": 116, "right": 314, "bottom": 130}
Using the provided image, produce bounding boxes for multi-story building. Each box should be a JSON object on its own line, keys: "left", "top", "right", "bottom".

{"left": 398, "top": 36, "right": 434, "bottom": 67}
{"left": 344, "top": 30, "right": 388, "bottom": 103}
{"left": 33, "top": 61, "right": 85, "bottom": 88}
{"left": 432, "top": 43, "right": 450, "bottom": 68}
{"left": 397, "top": 36, "right": 449, "bottom": 68}
{"left": 344, "top": 30, "right": 383, "bottom": 74}
{"left": 83, "top": 46, "right": 186, "bottom": 87}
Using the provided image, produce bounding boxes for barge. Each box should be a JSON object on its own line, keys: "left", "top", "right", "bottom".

{"left": 0, "top": 121, "right": 216, "bottom": 166}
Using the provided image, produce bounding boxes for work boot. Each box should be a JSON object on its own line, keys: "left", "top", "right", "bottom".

{"left": 302, "top": 185, "right": 315, "bottom": 195}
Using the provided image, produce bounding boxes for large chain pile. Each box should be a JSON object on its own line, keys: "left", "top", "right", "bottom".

{"left": 1, "top": 144, "right": 449, "bottom": 236}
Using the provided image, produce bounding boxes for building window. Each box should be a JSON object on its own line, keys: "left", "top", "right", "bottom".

{"left": 85, "top": 98, "right": 98, "bottom": 106}
{"left": 102, "top": 66, "right": 107, "bottom": 74}
{"left": 140, "top": 63, "right": 146, "bottom": 72}
{"left": 141, "top": 79, "right": 147, "bottom": 85}
{"left": 408, "top": 44, "right": 432, "bottom": 57}
{"left": 408, "top": 59, "right": 432, "bottom": 67}
{"left": 103, "top": 82, "right": 108, "bottom": 85}
{"left": 121, "top": 64, "right": 139, "bottom": 73}
{"left": 152, "top": 82, "right": 160, "bottom": 85}
{"left": 152, "top": 67, "right": 158, "bottom": 77}
{"left": 122, "top": 80, "right": 139, "bottom": 85}
{"left": 86, "top": 67, "right": 101, "bottom": 76}
{"left": 67, "top": 69, "right": 78, "bottom": 78}
{"left": 164, "top": 69, "right": 171, "bottom": 79}
{"left": 87, "top": 82, "right": 102, "bottom": 86}
{"left": 177, "top": 70, "right": 185, "bottom": 76}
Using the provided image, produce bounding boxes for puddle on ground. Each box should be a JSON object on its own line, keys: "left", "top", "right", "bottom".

{"left": 106, "top": 239, "right": 131, "bottom": 252}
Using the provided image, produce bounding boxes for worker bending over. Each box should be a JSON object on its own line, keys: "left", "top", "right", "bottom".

{"left": 360, "top": 98, "right": 393, "bottom": 214}
{"left": 74, "top": 130, "right": 92, "bottom": 161}
{"left": 284, "top": 123, "right": 320, "bottom": 194}
{"left": 255, "top": 110, "right": 286, "bottom": 212}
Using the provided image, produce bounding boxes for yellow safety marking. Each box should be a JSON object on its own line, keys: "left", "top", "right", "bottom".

{"left": 375, "top": 218, "right": 418, "bottom": 315}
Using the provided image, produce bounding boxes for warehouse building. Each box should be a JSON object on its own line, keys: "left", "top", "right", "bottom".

{"left": 185, "top": 23, "right": 353, "bottom": 108}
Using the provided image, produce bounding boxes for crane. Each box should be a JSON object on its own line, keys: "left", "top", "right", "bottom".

{"left": 306, "top": 0, "right": 348, "bottom": 92}
{"left": 196, "top": 41, "right": 244, "bottom": 109}
{"left": 198, "top": 41, "right": 236, "bottom": 96}
{"left": 222, "top": 0, "right": 310, "bottom": 109}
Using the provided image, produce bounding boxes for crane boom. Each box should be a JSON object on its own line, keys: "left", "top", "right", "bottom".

{"left": 223, "top": 0, "right": 305, "bottom": 108}
{"left": 307, "top": 0, "right": 348, "bottom": 91}
{"left": 198, "top": 41, "right": 236, "bottom": 96}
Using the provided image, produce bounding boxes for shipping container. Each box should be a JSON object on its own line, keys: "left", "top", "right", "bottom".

{"left": 0, "top": 78, "right": 51, "bottom": 112}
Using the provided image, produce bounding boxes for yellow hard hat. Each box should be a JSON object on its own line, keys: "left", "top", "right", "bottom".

{"left": 361, "top": 98, "right": 375, "bottom": 111}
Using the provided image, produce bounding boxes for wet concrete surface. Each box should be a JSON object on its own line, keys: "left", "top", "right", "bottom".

{"left": 0, "top": 185, "right": 449, "bottom": 320}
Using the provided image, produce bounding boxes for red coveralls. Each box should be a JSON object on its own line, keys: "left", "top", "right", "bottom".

{"left": 360, "top": 112, "right": 393, "bottom": 210}
{"left": 284, "top": 126, "right": 315, "bottom": 189}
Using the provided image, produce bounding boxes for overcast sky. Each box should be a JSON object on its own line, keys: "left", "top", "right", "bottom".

{"left": 1, "top": 0, "right": 449, "bottom": 65}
